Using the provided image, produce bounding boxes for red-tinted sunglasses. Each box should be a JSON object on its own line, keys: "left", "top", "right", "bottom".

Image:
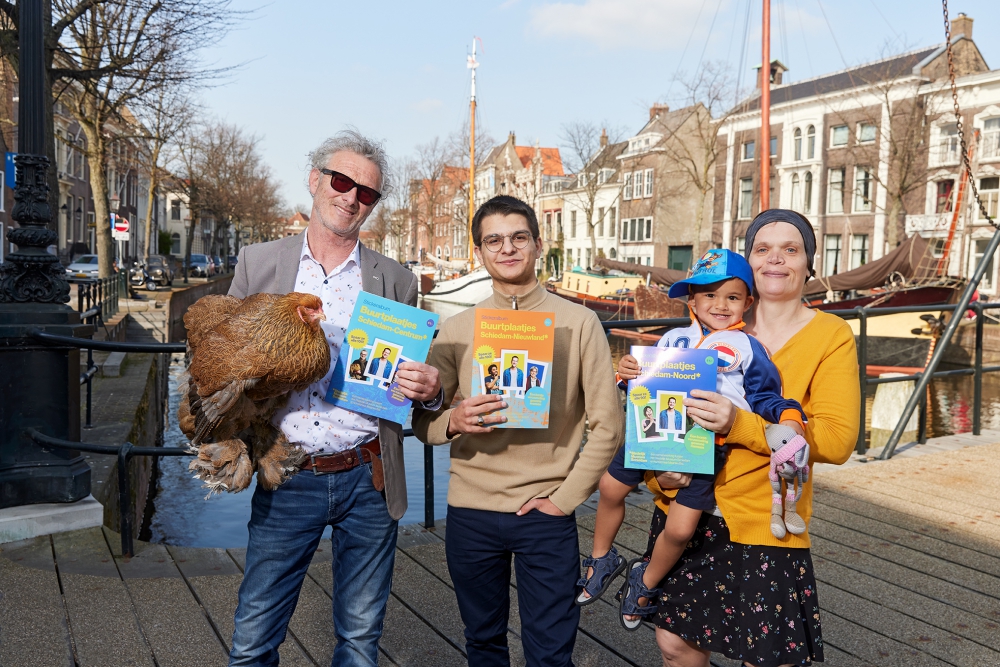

{"left": 319, "top": 168, "right": 382, "bottom": 206}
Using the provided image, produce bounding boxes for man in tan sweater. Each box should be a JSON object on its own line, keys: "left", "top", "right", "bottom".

{"left": 413, "top": 196, "right": 624, "bottom": 667}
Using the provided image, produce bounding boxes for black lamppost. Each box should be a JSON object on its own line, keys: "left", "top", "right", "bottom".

{"left": 0, "top": 0, "right": 90, "bottom": 508}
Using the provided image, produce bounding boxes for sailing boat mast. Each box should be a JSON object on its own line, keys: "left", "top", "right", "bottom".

{"left": 467, "top": 39, "right": 479, "bottom": 271}
{"left": 760, "top": 0, "right": 771, "bottom": 210}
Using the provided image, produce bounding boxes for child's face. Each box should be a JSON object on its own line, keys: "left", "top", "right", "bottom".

{"left": 689, "top": 278, "right": 753, "bottom": 331}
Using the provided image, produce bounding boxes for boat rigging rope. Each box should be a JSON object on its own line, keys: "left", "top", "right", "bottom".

{"left": 942, "top": 0, "right": 996, "bottom": 230}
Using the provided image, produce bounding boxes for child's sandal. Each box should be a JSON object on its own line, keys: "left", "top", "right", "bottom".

{"left": 575, "top": 546, "right": 626, "bottom": 605}
{"left": 618, "top": 559, "right": 662, "bottom": 631}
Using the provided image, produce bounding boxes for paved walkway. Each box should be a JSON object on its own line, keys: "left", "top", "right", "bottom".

{"left": 2, "top": 432, "right": 999, "bottom": 667}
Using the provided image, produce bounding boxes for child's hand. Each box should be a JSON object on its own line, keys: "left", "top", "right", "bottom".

{"left": 780, "top": 419, "right": 805, "bottom": 438}
{"left": 617, "top": 354, "right": 640, "bottom": 381}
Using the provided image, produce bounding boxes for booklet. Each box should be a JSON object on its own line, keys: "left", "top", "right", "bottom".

{"left": 469, "top": 308, "right": 556, "bottom": 429}
{"left": 624, "top": 346, "right": 719, "bottom": 474}
{"left": 325, "top": 291, "right": 439, "bottom": 424}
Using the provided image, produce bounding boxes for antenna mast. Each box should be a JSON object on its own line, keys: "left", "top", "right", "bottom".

{"left": 467, "top": 39, "right": 479, "bottom": 271}
{"left": 760, "top": 0, "right": 771, "bottom": 211}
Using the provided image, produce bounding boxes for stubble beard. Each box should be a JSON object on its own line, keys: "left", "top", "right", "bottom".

{"left": 315, "top": 198, "right": 369, "bottom": 240}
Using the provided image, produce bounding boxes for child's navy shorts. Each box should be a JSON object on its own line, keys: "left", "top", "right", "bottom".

{"left": 606, "top": 444, "right": 728, "bottom": 512}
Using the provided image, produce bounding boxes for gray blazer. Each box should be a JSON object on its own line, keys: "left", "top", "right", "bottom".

{"left": 230, "top": 232, "right": 418, "bottom": 520}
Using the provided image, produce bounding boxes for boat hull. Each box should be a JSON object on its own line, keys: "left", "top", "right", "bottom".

{"left": 809, "top": 285, "right": 959, "bottom": 311}
{"left": 419, "top": 268, "right": 494, "bottom": 307}
{"left": 545, "top": 285, "right": 634, "bottom": 320}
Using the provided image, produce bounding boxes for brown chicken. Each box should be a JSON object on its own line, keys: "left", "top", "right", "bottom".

{"left": 179, "top": 292, "right": 331, "bottom": 493}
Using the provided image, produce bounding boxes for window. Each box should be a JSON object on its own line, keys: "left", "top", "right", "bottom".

{"left": 608, "top": 207, "right": 616, "bottom": 238}
{"left": 645, "top": 218, "right": 652, "bottom": 239}
{"left": 742, "top": 141, "right": 755, "bottom": 161}
{"left": 566, "top": 249, "right": 572, "bottom": 269}
{"left": 854, "top": 167, "right": 873, "bottom": 212}
{"left": 824, "top": 234, "right": 842, "bottom": 276}
{"left": 622, "top": 217, "right": 629, "bottom": 241}
{"left": 556, "top": 211, "right": 562, "bottom": 238}
{"left": 858, "top": 123, "right": 877, "bottom": 144}
{"left": 597, "top": 207, "right": 604, "bottom": 237}
{"left": 629, "top": 218, "right": 637, "bottom": 241}
{"left": 668, "top": 246, "right": 693, "bottom": 272}
{"left": 739, "top": 178, "right": 753, "bottom": 219}
{"left": 790, "top": 173, "right": 801, "bottom": 212}
{"left": 644, "top": 168, "right": 654, "bottom": 197}
{"left": 769, "top": 135, "right": 777, "bottom": 157}
{"left": 938, "top": 123, "right": 960, "bottom": 163}
{"left": 624, "top": 172, "right": 633, "bottom": 200}
{"left": 935, "top": 180, "right": 955, "bottom": 214}
{"left": 803, "top": 172, "right": 813, "bottom": 214}
{"left": 983, "top": 118, "right": 1000, "bottom": 159}
{"left": 972, "top": 238, "right": 996, "bottom": 291}
{"left": 828, "top": 168, "right": 845, "bottom": 214}
{"left": 609, "top": 248, "right": 617, "bottom": 259}
{"left": 806, "top": 125, "right": 816, "bottom": 159}
{"left": 831, "top": 125, "right": 849, "bottom": 147}
{"left": 585, "top": 249, "right": 591, "bottom": 268}
{"left": 633, "top": 171, "right": 643, "bottom": 198}
{"left": 571, "top": 210, "right": 577, "bottom": 237}
{"left": 850, "top": 234, "right": 869, "bottom": 269}
{"left": 979, "top": 177, "right": 999, "bottom": 220}
{"left": 794, "top": 128, "right": 802, "bottom": 161}
{"left": 735, "top": 236, "right": 746, "bottom": 255}
{"left": 545, "top": 212, "right": 552, "bottom": 240}
{"left": 170, "top": 233, "right": 181, "bottom": 254}
{"left": 170, "top": 198, "right": 181, "bottom": 220}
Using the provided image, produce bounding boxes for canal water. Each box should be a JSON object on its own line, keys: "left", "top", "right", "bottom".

{"left": 145, "top": 301, "right": 1000, "bottom": 548}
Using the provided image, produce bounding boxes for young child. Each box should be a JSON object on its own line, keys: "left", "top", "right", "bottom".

{"left": 575, "top": 249, "right": 808, "bottom": 629}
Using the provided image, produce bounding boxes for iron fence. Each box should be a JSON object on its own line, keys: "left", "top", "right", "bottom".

{"left": 23, "top": 301, "right": 1000, "bottom": 552}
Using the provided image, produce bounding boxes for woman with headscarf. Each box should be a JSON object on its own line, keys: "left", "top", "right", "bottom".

{"left": 645, "top": 210, "right": 860, "bottom": 667}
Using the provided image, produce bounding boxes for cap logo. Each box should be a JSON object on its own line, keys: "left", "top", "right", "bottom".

{"left": 695, "top": 251, "right": 724, "bottom": 273}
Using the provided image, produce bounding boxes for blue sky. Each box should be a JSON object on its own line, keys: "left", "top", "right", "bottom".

{"left": 198, "top": 0, "right": 1000, "bottom": 210}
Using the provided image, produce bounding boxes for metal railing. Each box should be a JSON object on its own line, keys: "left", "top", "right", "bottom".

{"left": 823, "top": 301, "right": 1000, "bottom": 457}
{"left": 76, "top": 272, "right": 127, "bottom": 322}
{"left": 23, "top": 302, "right": 999, "bottom": 548}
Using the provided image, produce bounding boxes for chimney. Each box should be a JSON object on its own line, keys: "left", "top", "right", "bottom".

{"left": 509, "top": 131, "right": 516, "bottom": 145}
{"left": 599, "top": 128, "right": 608, "bottom": 149}
{"left": 649, "top": 103, "right": 670, "bottom": 120}
{"left": 952, "top": 13, "right": 973, "bottom": 40}
{"left": 755, "top": 60, "right": 788, "bottom": 88}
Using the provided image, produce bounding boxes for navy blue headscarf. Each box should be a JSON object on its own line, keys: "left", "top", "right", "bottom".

{"left": 742, "top": 209, "right": 817, "bottom": 279}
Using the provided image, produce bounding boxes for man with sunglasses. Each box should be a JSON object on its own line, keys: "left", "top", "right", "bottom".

{"left": 413, "top": 195, "right": 624, "bottom": 667}
{"left": 227, "top": 129, "right": 443, "bottom": 667}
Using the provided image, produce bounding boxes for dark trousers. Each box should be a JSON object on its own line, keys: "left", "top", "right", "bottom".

{"left": 445, "top": 505, "right": 580, "bottom": 667}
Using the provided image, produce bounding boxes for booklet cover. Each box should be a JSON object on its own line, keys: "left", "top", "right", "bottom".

{"left": 325, "top": 291, "right": 439, "bottom": 424}
{"left": 624, "top": 346, "right": 719, "bottom": 474}
{"left": 469, "top": 308, "right": 556, "bottom": 429}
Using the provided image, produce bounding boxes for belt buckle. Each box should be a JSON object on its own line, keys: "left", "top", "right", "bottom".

{"left": 310, "top": 453, "right": 320, "bottom": 475}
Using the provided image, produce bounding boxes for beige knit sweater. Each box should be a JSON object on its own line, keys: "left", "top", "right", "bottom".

{"left": 412, "top": 282, "right": 624, "bottom": 515}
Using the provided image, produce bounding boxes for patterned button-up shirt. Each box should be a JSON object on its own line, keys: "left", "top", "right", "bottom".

{"left": 271, "top": 235, "right": 379, "bottom": 454}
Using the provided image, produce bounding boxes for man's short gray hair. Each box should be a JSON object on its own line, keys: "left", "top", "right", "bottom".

{"left": 309, "top": 128, "right": 392, "bottom": 199}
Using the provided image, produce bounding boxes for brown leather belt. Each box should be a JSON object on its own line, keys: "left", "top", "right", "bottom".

{"left": 301, "top": 438, "right": 384, "bottom": 491}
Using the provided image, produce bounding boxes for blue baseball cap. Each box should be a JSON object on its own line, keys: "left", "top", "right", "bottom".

{"left": 667, "top": 249, "right": 754, "bottom": 298}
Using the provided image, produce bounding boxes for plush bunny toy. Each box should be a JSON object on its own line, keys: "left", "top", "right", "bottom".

{"left": 765, "top": 423, "right": 810, "bottom": 539}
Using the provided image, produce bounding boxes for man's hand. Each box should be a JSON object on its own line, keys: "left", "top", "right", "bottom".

{"left": 617, "top": 354, "right": 640, "bottom": 382}
{"left": 395, "top": 361, "right": 441, "bottom": 402}
{"left": 446, "top": 394, "right": 507, "bottom": 437}
{"left": 516, "top": 497, "right": 566, "bottom": 517}
{"left": 654, "top": 471, "right": 693, "bottom": 490}
{"left": 686, "top": 389, "right": 737, "bottom": 435}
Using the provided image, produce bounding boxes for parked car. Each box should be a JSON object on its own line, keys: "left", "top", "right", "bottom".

{"left": 146, "top": 255, "right": 174, "bottom": 287}
{"left": 213, "top": 255, "right": 225, "bottom": 274}
{"left": 65, "top": 254, "right": 100, "bottom": 282}
{"left": 188, "top": 253, "right": 213, "bottom": 277}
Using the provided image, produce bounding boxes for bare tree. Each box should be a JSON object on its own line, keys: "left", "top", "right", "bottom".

{"left": 408, "top": 137, "right": 458, "bottom": 259}
{"left": 656, "top": 62, "right": 740, "bottom": 257}
{"left": 559, "top": 121, "right": 627, "bottom": 260}
{"left": 0, "top": 0, "right": 239, "bottom": 275}
{"left": 134, "top": 86, "right": 197, "bottom": 260}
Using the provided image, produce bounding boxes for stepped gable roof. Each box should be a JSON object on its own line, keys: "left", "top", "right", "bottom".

{"left": 515, "top": 146, "right": 565, "bottom": 176}
{"left": 737, "top": 45, "right": 943, "bottom": 112}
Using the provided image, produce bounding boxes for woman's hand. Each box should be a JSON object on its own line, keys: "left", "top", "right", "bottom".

{"left": 618, "top": 354, "right": 640, "bottom": 381}
{"left": 654, "top": 471, "right": 692, "bottom": 490}
{"left": 446, "top": 394, "right": 507, "bottom": 437}
{"left": 686, "top": 389, "right": 737, "bottom": 435}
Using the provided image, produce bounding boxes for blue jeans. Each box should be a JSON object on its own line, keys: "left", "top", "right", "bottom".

{"left": 445, "top": 505, "right": 580, "bottom": 667}
{"left": 229, "top": 461, "right": 397, "bottom": 667}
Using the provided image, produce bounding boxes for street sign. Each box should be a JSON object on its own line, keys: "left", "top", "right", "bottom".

{"left": 112, "top": 214, "right": 130, "bottom": 241}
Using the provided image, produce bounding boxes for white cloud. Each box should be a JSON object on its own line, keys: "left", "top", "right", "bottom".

{"left": 411, "top": 98, "right": 444, "bottom": 113}
{"left": 528, "top": 0, "right": 712, "bottom": 50}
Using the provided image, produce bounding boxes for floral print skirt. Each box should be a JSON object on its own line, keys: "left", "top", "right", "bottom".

{"left": 644, "top": 508, "right": 824, "bottom": 667}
